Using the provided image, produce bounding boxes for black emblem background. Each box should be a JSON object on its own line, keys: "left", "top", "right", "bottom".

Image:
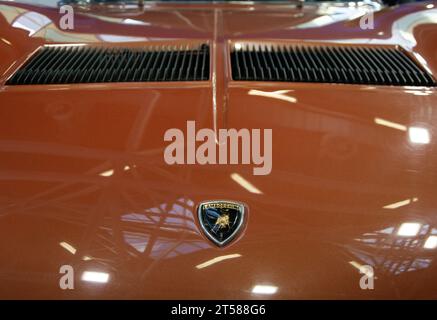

{"left": 198, "top": 201, "right": 245, "bottom": 246}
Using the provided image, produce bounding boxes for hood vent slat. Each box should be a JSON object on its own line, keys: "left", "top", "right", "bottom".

{"left": 231, "top": 44, "right": 435, "bottom": 86}
{"left": 7, "top": 44, "right": 210, "bottom": 85}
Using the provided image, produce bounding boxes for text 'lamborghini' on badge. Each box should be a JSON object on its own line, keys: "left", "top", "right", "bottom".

{"left": 198, "top": 200, "right": 245, "bottom": 247}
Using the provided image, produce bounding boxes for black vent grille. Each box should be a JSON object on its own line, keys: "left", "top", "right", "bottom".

{"left": 231, "top": 44, "right": 435, "bottom": 86}
{"left": 7, "top": 44, "right": 210, "bottom": 85}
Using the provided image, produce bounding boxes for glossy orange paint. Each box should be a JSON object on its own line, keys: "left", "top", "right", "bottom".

{"left": 0, "top": 0, "right": 437, "bottom": 299}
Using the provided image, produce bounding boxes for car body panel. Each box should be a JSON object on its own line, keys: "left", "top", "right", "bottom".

{"left": 0, "top": 0, "right": 437, "bottom": 299}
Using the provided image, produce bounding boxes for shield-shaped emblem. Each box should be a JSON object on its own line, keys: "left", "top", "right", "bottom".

{"left": 198, "top": 200, "right": 245, "bottom": 247}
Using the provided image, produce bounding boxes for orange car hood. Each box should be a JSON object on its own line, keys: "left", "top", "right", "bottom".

{"left": 1, "top": 1, "right": 437, "bottom": 299}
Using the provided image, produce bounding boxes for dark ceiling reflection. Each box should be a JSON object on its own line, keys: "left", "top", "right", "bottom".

{"left": 121, "top": 197, "right": 210, "bottom": 258}
{"left": 349, "top": 222, "right": 437, "bottom": 276}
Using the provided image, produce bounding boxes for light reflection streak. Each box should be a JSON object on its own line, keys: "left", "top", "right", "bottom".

{"left": 195, "top": 254, "right": 242, "bottom": 269}
{"left": 59, "top": 241, "right": 76, "bottom": 255}
{"left": 383, "top": 197, "right": 418, "bottom": 209}
{"left": 248, "top": 89, "right": 297, "bottom": 104}
{"left": 230, "top": 173, "right": 263, "bottom": 194}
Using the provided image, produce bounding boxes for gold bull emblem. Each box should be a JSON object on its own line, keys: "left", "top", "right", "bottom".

{"left": 215, "top": 214, "right": 230, "bottom": 229}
